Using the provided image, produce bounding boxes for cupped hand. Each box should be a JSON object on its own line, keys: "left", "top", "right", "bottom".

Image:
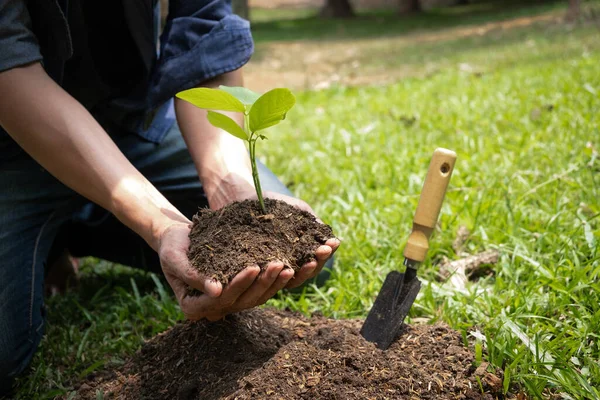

{"left": 204, "top": 176, "right": 340, "bottom": 286}
{"left": 158, "top": 222, "right": 295, "bottom": 321}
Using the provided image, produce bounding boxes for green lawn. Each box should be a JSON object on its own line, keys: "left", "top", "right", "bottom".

{"left": 249, "top": 0, "right": 567, "bottom": 43}
{"left": 14, "top": 2, "right": 600, "bottom": 399}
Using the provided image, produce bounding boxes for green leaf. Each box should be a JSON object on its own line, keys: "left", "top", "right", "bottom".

{"left": 249, "top": 88, "right": 296, "bottom": 133}
{"left": 176, "top": 87, "right": 245, "bottom": 112}
{"left": 207, "top": 111, "right": 248, "bottom": 140}
{"left": 219, "top": 85, "right": 261, "bottom": 106}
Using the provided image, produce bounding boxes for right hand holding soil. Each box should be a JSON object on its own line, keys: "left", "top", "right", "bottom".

{"left": 158, "top": 222, "right": 297, "bottom": 321}
{"left": 261, "top": 192, "right": 341, "bottom": 290}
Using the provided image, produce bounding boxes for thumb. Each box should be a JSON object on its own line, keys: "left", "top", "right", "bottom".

{"left": 161, "top": 249, "right": 222, "bottom": 297}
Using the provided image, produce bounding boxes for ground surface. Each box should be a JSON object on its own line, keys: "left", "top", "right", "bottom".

{"left": 76, "top": 309, "right": 503, "bottom": 399}
{"left": 13, "top": 1, "right": 600, "bottom": 399}
{"left": 188, "top": 199, "right": 333, "bottom": 283}
{"left": 246, "top": 1, "right": 578, "bottom": 92}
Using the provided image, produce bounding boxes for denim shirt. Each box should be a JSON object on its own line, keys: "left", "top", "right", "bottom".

{"left": 0, "top": 0, "right": 254, "bottom": 143}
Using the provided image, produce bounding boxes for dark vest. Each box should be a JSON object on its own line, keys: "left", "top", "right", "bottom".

{"left": 27, "top": 0, "right": 158, "bottom": 123}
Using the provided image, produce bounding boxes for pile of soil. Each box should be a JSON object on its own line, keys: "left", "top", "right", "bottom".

{"left": 188, "top": 199, "right": 334, "bottom": 283}
{"left": 78, "top": 309, "right": 504, "bottom": 400}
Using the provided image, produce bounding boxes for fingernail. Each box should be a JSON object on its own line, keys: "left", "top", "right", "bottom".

{"left": 269, "top": 265, "right": 283, "bottom": 279}
{"left": 204, "top": 279, "right": 222, "bottom": 297}
{"left": 281, "top": 268, "right": 294, "bottom": 280}
{"left": 251, "top": 266, "right": 261, "bottom": 274}
{"left": 318, "top": 245, "right": 332, "bottom": 255}
{"left": 303, "top": 261, "right": 318, "bottom": 270}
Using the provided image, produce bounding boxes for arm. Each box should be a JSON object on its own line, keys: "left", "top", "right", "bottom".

{"left": 175, "top": 68, "right": 255, "bottom": 210}
{"left": 0, "top": 63, "right": 269, "bottom": 319}
{"left": 0, "top": 63, "right": 180, "bottom": 250}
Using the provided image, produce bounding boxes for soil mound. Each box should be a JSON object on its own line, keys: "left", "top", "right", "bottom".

{"left": 80, "top": 309, "right": 504, "bottom": 400}
{"left": 188, "top": 199, "right": 334, "bottom": 284}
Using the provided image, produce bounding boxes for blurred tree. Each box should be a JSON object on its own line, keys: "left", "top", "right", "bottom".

{"left": 233, "top": 0, "right": 250, "bottom": 20}
{"left": 566, "top": 0, "right": 580, "bottom": 20}
{"left": 320, "top": 0, "right": 355, "bottom": 18}
{"left": 398, "top": 0, "right": 421, "bottom": 14}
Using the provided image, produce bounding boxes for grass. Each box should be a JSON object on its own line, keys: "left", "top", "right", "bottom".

{"left": 13, "top": 2, "right": 600, "bottom": 399}
{"left": 250, "top": 0, "right": 568, "bottom": 43}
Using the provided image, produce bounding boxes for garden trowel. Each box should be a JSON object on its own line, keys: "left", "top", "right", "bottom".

{"left": 360, "top": 148, "right": 456, "bottom": 350}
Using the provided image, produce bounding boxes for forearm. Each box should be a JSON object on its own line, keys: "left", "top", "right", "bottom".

{"left": 175, "top": 69, "right": 255, "bottom": 208}
{"left": 0, "top": 63, "right": 185, "bottom": 250}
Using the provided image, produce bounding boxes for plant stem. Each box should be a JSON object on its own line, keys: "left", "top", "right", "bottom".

{"left": 243, "top": 113, "right": 267, "bottom": 214}
{"left": 248, "top": 135, "right": 266, "bottom": 214}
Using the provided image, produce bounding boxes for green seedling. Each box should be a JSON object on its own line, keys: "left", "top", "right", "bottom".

{"left": 176, "top": 86, "right": 296, "bottom": 214}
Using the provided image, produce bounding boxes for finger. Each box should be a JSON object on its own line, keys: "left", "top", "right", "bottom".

{"left": 176, "top": 265, "right": 222, "bottom": 298}
{"left": 263, "top": 192, "right": 315, "bottom": 215}
{"left": 161, "top": 243, "right": 223, "bottom": 298}
{"left": 179, "top": 292, "right": 213, "bottom": 321}
{"left": 285, "top": 261, "right": 317, "bottom": 289}
{"left": 164, "top": 271, "right": 216, "bottom": 321}
{"left": 217, "top": 266, "right": 261, "bottom": 309}
{"left": 310, "top": 244, "right": 332, "bottom": 276}
{"left": 313, "top": 239, "right": 339, "bottom": 274}
{"left": 325, "top": 238, "right": 341, "bottom": 253}
{"left": 314, "top": 240, "right": 339, "bottom": 262}
{"left": 256, "top": 267, "right": 294, "bottom": 305}
{"left": 180, "top": 295, "right": 228, "bottom": 322}
{"left": 178, "top": 267, "right": 259, "bottom": 320}
{"left": 233, "top": 262, "right": 284, "bottom": 309}
{"left": 204, "top": 312, "right": 226, "bottom": 322}
{"left": 315, "top": 245, "right": 333, "bottom": 263}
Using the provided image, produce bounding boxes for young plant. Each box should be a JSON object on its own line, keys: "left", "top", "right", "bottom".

{"left": 176, "top": 86, "right": 296, "bottom": 214}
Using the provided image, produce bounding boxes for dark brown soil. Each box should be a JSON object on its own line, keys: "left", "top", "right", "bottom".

{"left": 188, "top": 199, "right": 334, "bottom": 284}
{"left": 79, "top": 309, "right": 504, "bottom": 400}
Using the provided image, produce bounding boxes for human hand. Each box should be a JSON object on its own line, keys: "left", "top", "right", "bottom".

{"left": 262, "top": 191, "right": 340, "bottom": 289}
{"left": 207, "top": 182, "right": 340, "bottom": 290}
{"left": 158, "top": 222, "right": 295, "bottom": 321}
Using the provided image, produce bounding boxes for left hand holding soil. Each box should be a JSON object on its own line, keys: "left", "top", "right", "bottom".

{"left": 159, "top": 222, "right": 294, "bottom": 321}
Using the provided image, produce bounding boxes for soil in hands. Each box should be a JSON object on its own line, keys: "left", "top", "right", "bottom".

{"left": 80, "top": 309, "right": 504, "bottom": 400}
{"left": 188, "top": 198, "right": 334, "bottom": 284}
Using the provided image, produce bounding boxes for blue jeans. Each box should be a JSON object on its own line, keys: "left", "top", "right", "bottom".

{"left": 0, "top": 123, "right": 297, "bottom": 395}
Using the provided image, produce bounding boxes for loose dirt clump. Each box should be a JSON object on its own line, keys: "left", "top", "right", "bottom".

{"left": 188, "top": 199, "right": 334, "bottom": 284}
{"left": 80, "top": 309, "right": 504, "bottom": 400}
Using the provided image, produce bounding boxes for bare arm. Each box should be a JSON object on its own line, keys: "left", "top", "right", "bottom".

{"left": 0, "top": 63, "right": 233, "bottom": 317}
{"left": 175, "top": 68, "right": 255, "bottom": 210}
{"left": 0, "top": 63, "right": 183, "bottom": 250}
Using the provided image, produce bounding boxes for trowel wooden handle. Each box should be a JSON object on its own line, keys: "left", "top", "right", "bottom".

{"left": 403, "top": 148, "right": 457, "bottom": 263}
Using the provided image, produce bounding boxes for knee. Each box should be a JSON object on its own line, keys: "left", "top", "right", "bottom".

{"left": 0, "top": 326, "right": 42, "bottom": 394}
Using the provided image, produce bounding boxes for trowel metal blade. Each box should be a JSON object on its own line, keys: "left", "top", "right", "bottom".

{"left": 360, "top": 270, "right": 422, "bottom": 350}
